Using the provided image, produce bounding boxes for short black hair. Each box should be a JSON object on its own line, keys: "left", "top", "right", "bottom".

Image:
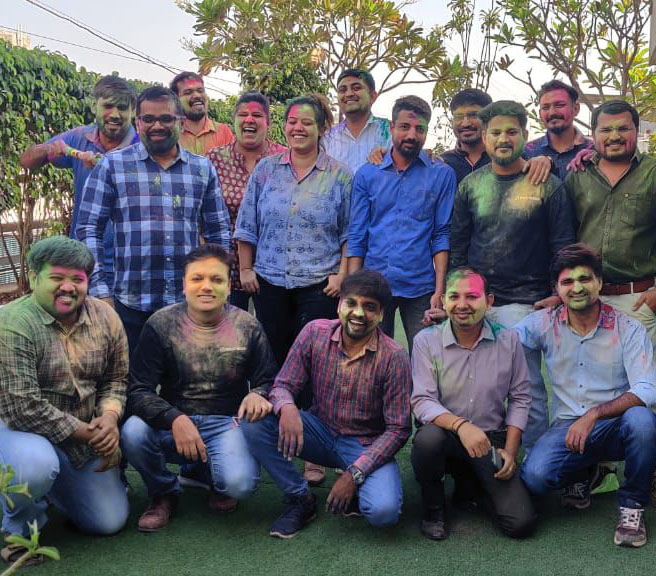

{"left": 136, "top": 86, "right": 183, "bottom": 116}
{"left": 169, "top": 71, "right": 204, "bottom": 95}
{"left": 450, "top": 88, "right": 492, "bottom": 111}
{"left": 284, "top": 94, "right": 334, "bottom": 133}
{"left": 478, "top": 100, "right": 528, "bottom": 130}
{"left": 183, "top": 244, "right": 235, "bottom": 275}
{"left": 336, "top": 69, "right": 376, "bottom": 93}
{"left": 392, "top": 95, "right": 432, "bottom": 123}
{"left": 93, "top": 75, "right": 137, "bottom": 109}
{"left": 28, "top": 236, "right": 95, "bottom": 277}
{"left": 234, "top": 92, "right": 270, "bottom": 119}
{"left": 550, "top": 243, "right": 603, "bottom": 285}
{"left": 341, "top": 270, "right": 392, "bottom": 309}
{"left": 538, "top": 80, "right": 579, "bottom": 104}
{"left": 445, "top": 266, "right": 490, "bottom": 295}
{"left": 591, "top": 100, "right": 640, "bottom": 132}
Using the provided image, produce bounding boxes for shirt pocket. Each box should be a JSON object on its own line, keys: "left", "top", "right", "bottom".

{"left": 618, "top": 192, "right": 652, "bottom": 230}
{"left": 408, "top": 188, "right": 433, "bottom": 221}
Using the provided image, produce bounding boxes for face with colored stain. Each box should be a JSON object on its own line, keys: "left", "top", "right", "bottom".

{"left": 391, "top": 110, "right": 427, "bottom": 160}
{"left": 338, "top": 293, "right": 383, "bottom": 341}
{"left": 234, "top": 102, "right": 269, "bottom": 150}
{"left": 594, "top": 111, "right": 637, "bottom": 163}
{"left": 183, "top": 257, "right": 230, "bottom": 318}
{"left": 29, "top": 264, "right": 88, "bottom": 326}
{"left": 539, "top": 89, "right": 579, "bottom": 135}
{"left": 483, "top": 115, "right": 527, "bottom": 166}
{"left": 178, "top": 78, "right": 208, "bottom": 122}
{"left": 556, "top": 265, "right": 602, "bottom": 312}
{"left": 452, "top": 105, "right": 484, "bottom": 146}
{"left": 285, "top": 104, "right": 322, "bottom": 154}
{"left": 337, "top": 75, "right": 376, "bottom": 118}
{"left": 137, "top": 97, "right": 182, "bottom": 155}
{"left": 442, "top": 272, "right": 493, "bottom": 329}
{"left": 95, "top": 96, "right": 134, "bottom": 142}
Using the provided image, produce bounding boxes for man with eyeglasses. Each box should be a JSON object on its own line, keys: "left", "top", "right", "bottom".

{"left": 77, "top": 86, "right": 231, "bottom": 354}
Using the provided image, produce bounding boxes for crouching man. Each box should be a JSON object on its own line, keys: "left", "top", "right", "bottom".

{"left": 241, "top": 270, "right": 412, "bottom": 538}
{"left": 0, "top": 237, "right": 129, "bottom": 567}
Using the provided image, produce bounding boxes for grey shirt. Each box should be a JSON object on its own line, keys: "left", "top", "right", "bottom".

{"left": 411, "top": 318, "right": 531, "bottom": 431}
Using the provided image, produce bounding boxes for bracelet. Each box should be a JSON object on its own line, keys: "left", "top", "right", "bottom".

{"left": 454, "top": 419, "right": 469, "bottom": 435}
{"left": 240, "top": 267, "right": 253, "bottom": 272}
{"left": 450, "top": 417, "right": 465, "bottom": 434}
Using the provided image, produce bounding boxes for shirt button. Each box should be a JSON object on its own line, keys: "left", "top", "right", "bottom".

{"left": 166, "top": 257, "right": 171, "bottom": 262}
{"left": 579, "top": 362, "right": 584, "bottom": 366}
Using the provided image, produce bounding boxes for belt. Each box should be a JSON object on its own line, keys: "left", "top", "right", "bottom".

{"left": 600, "top": 276, "right": 655, "bottom": 296}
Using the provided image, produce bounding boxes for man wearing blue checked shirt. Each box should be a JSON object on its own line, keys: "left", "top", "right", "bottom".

{"left": 77, "top": 86, "right": 231, "bottom": 354}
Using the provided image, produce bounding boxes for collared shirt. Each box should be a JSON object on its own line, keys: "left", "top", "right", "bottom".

{"left": 270, "top": 319, "right": 412, "bottom": 477}
{"left": 234, "top": 150, "right": 352, "bottom": 289}
{"left": 0, "top": 295, "right": 128, "bottom": 468}
{"left": 411, "top": 318, "right": 530, "bottom": 431}
{"left": 515, "top": 303, "right": 656, "bottom": 421}
{"left": 439, "top": 145, "right": 491, "bottom": 186}
{"left": 127, "top": 303, "right": 278, "bottom": 430}
{"left": 207, "top": 140, "right": 287, "bottom": 290}
{"left": 565, "top": 151, "right": 656, "bottom": 283}
{"left": 48, "top": 124, "right": 139, "bottom": 274}
{"left": 77, "top": 142, "right": 231, "bottom": 312}
{"left": 323, "top": 115, "right": 392, "bottom": 173}
{"left": 179, "top": 116, "right": 234, "bottom": 156}
{"left": 525, "top": 129, "right": 593, "bottom": 181}
{"left": 347, "top": 150, "right": 456, "bottom": 298}
{"left": 450, "top": 165, "right": 576, "bottom": 305}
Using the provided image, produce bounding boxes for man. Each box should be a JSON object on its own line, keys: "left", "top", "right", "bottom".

{"left": 517, "top": 243, "right": 656, "bottom": 548}
{"left": 170, "top": 72, "right": 233, "bottom": 156}
{"left": 0, "top": 237, "right": 129, "bottom": 566}
{"left": 411, "top": 267, "right": 535, "bottom": 540}
{"left": 525, "top": 80, "right": 593, "bottom": 180}
{"left": 19, "top": 76, "right": 139, "bottom": 285}
{"left": 348, "top": 96, "right": 455, "bottom": 353}
{"left": 448, "top": 100, "right": 576, "bottom": 451}
{"left": 241, "top": 270, "right": 411, "bottom": 538}
{"left": 323, "top": 69, "right": 391, "bottom": 173}
{"left": 121, "top": 244, "right": 277, "bottom": 531}
{"left": 77, "top": 86, "right": 231, "bottom": 354}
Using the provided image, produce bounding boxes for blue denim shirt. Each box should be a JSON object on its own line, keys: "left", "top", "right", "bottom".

{"left": 525, "top": 130, "right": 593, "bottom": 181}
{"left": 347, "top": 150, "right": 456, "bottom": 298}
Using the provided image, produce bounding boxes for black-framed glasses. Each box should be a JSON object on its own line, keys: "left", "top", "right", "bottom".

{"left": 137, "top": 114, "right": 181, "bottom": 126}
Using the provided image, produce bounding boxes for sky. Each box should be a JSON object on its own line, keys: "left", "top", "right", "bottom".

{"left": 3, "top": 0, "right": 553, "bottom": 145}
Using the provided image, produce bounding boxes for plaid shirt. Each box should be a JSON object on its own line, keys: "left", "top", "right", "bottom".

{"left": 0, "top": 295, "right": 128, "bottom": 468}
{"left": 77, "top": 142, "right": 231, "bottom": 312}
{"left": 270, "top": 319, "right": 412, "bottom": 477}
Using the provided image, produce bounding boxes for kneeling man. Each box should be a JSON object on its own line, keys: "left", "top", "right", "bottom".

{"left": 411, "top": 267, "right": 536, "bottom": 540}
{"left": 0, "top": 237, "right": 129, "bottom": 566}
{"left": 517, "top": 244, "right": 656, "bottom": 548}
{"left": 241, "top": 270, "right": 412, "bottom": 538}
{"left": 121, "top": 244, "right": 277, "bottom": 531}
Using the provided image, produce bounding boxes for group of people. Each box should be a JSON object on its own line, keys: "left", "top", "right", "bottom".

{"left": 2, "top": 66, "right": 656, "bottom": 568}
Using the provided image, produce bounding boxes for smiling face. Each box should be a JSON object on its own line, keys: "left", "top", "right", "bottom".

{"left": 539, "top": 89, "right": 579, "bottom": 135}
{"left": 234, "top": 101, "right": 269, "bottom": 150}
{"left": 556, "top": 265, "right": 602, "bottom": 312}
{"left": 391, "top": 110, "right": 428, "bottom": 160}
{"left": 483, "top": 115, "right": 527, "bottom": 167}
{"left": 594, "top": 111, "right": 637, "bottom": 163}
{"left": 137, "top": 97, "right": 182, "bottom": 155}
{"left": 30, "top": 264, "right": 88, "bottom": 326}
{"left": 284, "top": 104, "right": 321, "bottom": 154}
{"left": 178, "top": 78, "right": 208, "bottom": 122}
{"left": 442, "top": 272, "right": 493, "bottom": 330}
{"left": 183, "top": 257, "right": 230, "bottom": 318}
{"left": 337, "top": 75, "right": 376, "bottom": 118}
{"left": 95, "top": 96, "right": 134, "bottom": 142}
{"left": 338, "top": 293, "right": 383, "bottom": 341}
{"left": 452, "top": 104, "right": 484, "bottom": 146}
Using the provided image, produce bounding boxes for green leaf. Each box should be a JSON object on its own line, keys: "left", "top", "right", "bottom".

{"left": 35, "top": 546, "right": 60, "bottom": 561}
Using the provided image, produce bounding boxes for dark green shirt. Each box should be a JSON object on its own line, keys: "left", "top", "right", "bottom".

{"left": 565, "top": 151, "right": 656, "bottom": 283}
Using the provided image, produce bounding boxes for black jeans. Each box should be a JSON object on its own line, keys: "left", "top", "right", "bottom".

{"left": 229, "top": 289, "right": 250, "bottom": 312}
{"left": 411, "top": 423, "right": 536, "bottom": 538}
{"left": 114, "top": 299, "right": 154, "bottom": 360}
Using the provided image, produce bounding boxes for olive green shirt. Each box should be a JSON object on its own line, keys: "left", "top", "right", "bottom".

{"left": 565, "top": 151, "right": 656, "bottom": 283}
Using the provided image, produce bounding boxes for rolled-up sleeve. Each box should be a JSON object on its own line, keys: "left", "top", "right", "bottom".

{"left": 410, "top": 329, "right": 448, "bottom": 424}
{"left": 622, "top": 321, "right": 656, "bottom": 408}
{"left": 505, "top": 332, "right": 531, "bottom": 430}
{"left": 430, "top": 165, "right": 456, "bottom": 255}
{"left": 346, "top": 170, "right": 369, "bottom": 258}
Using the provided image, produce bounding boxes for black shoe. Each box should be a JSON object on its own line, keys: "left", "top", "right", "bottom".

{"left": 560, "top": 480, "right": 591, "bottom": 510}
{"left": 269, "top": 493, "right": 317, "bottom": 539}
{"left": 420, "top": 508, "right": 447, "bottom": 541}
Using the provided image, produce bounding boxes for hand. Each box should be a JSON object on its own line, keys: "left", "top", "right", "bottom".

{"left": 47, "top": 139, "right": 69, "bottom": 162}
{"left": 325, "top": 471, "right": 357, "bottom": 514}
{"left": 171, "top": 415, "right": 207, "bottom": 463}
{"left": 366, "top": 146, "right": 387, "bottom": 165}
{"left": 523, "top": 155, "right": 552, "bottom": 185}
{"left": 565, "top": 412, "right": 597, "bottom": 454}
{"left": 493, "top": 448, "right": 517, "bottom": 481}
{"left": 79, "top": 151, "right": 100, "bottom": 169}
{"left": 94, "top": 448, "right": 122, "bottom": 472}
{"left": 566, "top": 148, "right": 595, "bottom": 173}
{"left": 237, "top": 392, "right": 272, "bottom": 422}
{"left": 323, "top": 274, "right": 343, "bottom": 298}
{"left": 422, "top": 307, "right": 447, "bottom": 326}
{"left": 534, "top": 295, "right": 562, "bottom": 310}
{"left": 632, "top": 289, "right": 656, "bottom": 314}
{"left": 100, "top": 297, "right": 115, "bottom": 309}
{"left": 278, "top": 404, "right": 303, "bottom": 461}
{"left": 457, "top": 422, "right": 492, "bottom": 458}
{"left": 240, "top": 269, "right": 260, "bottom": 295}
{"left": 88, "top": 412, "right": 120, "bottom": 457}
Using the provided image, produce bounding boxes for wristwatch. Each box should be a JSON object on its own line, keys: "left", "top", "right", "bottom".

{"left": 251, "top": 389, "right": 269, "bottom": 400}
{"left": 347, "top": 465, "right": 365, "bottom": 486}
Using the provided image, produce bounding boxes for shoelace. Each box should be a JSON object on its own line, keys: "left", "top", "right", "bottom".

{"left": 565, "top": 481, "right": 588, "bottom": 499}
{"left": 619, "top": 507, "right": 643, "bottom": 530}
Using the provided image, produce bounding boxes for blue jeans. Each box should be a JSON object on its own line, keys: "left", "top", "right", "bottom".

{"left": 121, "top": 415, "right": 259, "bottom": 500}
{"left": 0, "top": 427, "right": 128, "bottom": 537}
{"left": 522, "top": 407, "right": 656, "bottom": 508}
{"left": 241, "top": 412, "right": 403, "bottom": 527}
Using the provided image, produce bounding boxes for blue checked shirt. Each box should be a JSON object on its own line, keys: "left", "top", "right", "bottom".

{"left": 77, "top": 142, "right": 231, "bottom": 312}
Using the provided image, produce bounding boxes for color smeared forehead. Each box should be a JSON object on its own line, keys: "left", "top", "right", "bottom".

{"left": 558, "top": 265, "right": 595, "bottom": 282}
{"left": 446, "top": 271, "right": 485, "bottom": 294}
{"left": 236, "top": 102, "right": 267, "bottom": 116}
{"left": 179, "top": 78, "right": 204, "bottom": 91}
{"left": 595, "top": 111, "right": 635, "bottom": 131}
{"left": 287, "top": 104, "right": 316, "bottom": 121}
{"left": 486, "top": 115, "right": 522, "bottom": 131}
{"left": 396, "top": 110, "right": 427, "bottom": 127}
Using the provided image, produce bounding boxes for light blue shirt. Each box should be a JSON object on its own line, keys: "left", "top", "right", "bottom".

{"left": 515, "top": 303, "right": 656, "bottom": 421}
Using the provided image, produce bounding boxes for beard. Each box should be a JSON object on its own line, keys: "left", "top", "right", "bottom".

{"left": 492, "top": 147, "right": 523, "bottom": 166}
{"left": 396, "top": 140, "right": 421, "bottom": 159}
{"left": 599, "top": 146, "right": 635, "bottom": 163}
{"left": 141, "top": 130, "right": 177, "bottom": 155}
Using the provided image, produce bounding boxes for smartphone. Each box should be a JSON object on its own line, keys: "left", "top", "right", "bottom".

{"left": 491, "top": 447, "right": 504, "bottom": 471}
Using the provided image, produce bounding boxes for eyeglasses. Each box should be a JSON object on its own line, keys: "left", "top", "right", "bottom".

{"left": 137, "top": 114, "right": 181, "bottom": 126}
{"left": 453, "top": 112, "right": 480, "bottom": 122}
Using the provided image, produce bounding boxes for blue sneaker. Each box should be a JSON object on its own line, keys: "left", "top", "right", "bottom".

{"left": 269, "top": 493, "right": 317, "bottom": 539}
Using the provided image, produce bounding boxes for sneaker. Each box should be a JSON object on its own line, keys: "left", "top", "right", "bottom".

{"left": 303, "top": 462, "right": 325, "bottom": 486}
{"left": 137, "top": 494, "right": 178, "bottom": 532}
{"left": 208, "top": 490, "right": 238, "bottom": 513}
{"left": 420, "top": 508, "right": 447, "bottom": 541}
{"left": 178, "top": 464, "right": 211, "bottom": 491}
{"left": 269, "top": 493, "right": 317, "bottom": 539}
{"left": 561, "top": 480, "right": 591, "bottom": 510}
{"left": 614, "top": 507, "right": 647, "bottom": 548}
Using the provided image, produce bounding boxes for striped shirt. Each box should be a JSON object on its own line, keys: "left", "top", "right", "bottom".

{"left": 77, "top": 142, "right": 231, "bottom": 312}
{"left": 270, "top": 319, "right": 412, "bottom": 477}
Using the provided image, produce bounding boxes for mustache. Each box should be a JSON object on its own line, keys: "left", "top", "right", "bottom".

{"left": 547, "top": 115, "right": 564, "bottom": 121}
{"left": 401, "top": 139, "right": 419, "bottom": 146}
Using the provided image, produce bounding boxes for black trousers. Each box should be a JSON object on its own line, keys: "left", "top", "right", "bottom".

{"left": 411, "top": 423, "right": 536, "bottom": 538}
